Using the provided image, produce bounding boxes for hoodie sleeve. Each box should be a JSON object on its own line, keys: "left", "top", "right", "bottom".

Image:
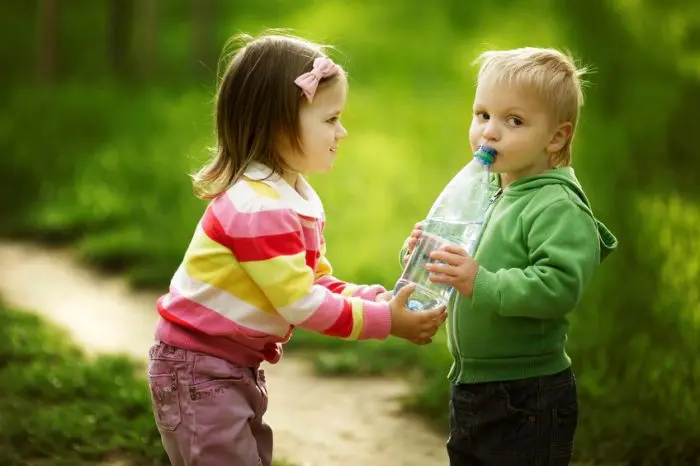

{"left": 471, "top": 198, "right": 600, "bottom": 319}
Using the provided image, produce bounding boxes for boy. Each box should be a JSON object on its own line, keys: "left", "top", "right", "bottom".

{"left": 402, "top": 48, "right": 618, "bottom": 465}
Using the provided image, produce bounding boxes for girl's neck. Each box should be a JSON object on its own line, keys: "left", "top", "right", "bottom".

{"left": 282, "top": 171, "right": 298, "bottom": 187}
{"left": 282, "top": 170, "right": 306, "bottom": 197}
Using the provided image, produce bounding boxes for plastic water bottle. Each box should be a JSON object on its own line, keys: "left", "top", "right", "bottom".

{"left": 394, "top": 145, "right": 497, "bottom": 311}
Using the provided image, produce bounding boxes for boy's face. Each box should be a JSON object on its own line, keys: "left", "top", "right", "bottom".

{"left": 469, "top": 80, "right": 571, "bottom": 184}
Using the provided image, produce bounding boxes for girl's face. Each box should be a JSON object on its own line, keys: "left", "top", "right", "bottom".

{"left": 282, "top": 74, "right": 348, "bottom": 178}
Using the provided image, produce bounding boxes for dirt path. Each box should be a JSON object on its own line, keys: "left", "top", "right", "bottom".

{"left": 0, "top": 241, "right": 448, "bottom": 466}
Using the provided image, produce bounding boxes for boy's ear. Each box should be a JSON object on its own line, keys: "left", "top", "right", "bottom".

{"left": 547, "top": 122, "right": 573, "bottom": 154}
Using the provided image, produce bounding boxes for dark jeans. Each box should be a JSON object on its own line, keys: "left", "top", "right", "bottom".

{"left": 447, "top": 368, "right": 578, "bottom": 466}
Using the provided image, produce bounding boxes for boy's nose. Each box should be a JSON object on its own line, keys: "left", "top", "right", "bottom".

{"left": 482, "top": 121, "right": 499, "bottom": 141}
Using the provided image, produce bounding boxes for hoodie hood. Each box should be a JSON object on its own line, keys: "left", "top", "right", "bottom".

{"left": 498, "top": 167, "right": 618, "bottom": 262}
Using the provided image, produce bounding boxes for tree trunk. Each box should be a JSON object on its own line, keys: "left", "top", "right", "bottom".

{"left": 137, "top": 0, "right": 157, "bottom": 79}
{"left": 37, "top": 0, "right": 58, "bottom": 83}
{"left": 192, "top": 0, "right": 215, "bottom": 81}
{"left": 108, "top": 0, "right": 133, "bottom": 77}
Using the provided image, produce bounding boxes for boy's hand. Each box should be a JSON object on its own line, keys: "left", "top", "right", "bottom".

{"left": 426, "top": 245, "right": 479, "bottom": 298}
{"left": 403, "top": 222, "right": 424, "bottom": 266}
{"left": 389, "top": 284, "right": 447, "bottom": 344}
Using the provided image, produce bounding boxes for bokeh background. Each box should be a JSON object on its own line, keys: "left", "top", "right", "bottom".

{"left": 1, "top": 0, "right": 699, "bottom": 464}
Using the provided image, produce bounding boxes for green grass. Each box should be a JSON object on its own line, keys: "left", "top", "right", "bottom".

{"left": 0, "top": 305, "right": 297, "bottom": 466}
{"left": 0, "top": 305, "right": 167, "bottom": 465}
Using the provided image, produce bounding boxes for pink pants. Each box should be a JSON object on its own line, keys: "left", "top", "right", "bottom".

{"left": 148, "top": 342, "right": 272, "bottom": 466}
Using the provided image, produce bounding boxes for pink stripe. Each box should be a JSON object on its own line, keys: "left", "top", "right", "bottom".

{"left": 358, "top": 300, "right": 392, "bottom": 339}
{"left": 315, "top": 275, "right": 348, "bottom": 293}
{"left": 321, "top": 298, "right": 354, "bottom": 337}
{"left": 155, "top": 318, "right": 289, "bottom": 366}
{"left": 351, "top": 284, "right": 387, "bottom": 300}
{"left": 301, "top": 223, "right": 321, "bottom": 268}
{"left": 211, "top": 194, "right": 303, "bottom": 238}
{"left": 297, "top": 287, "right": 345, "bottom": 333}
{"left": 161, "top": 288, "right": 239, "bottom": 336}
{"left": 301, "top": 223, "right": 321, "bottom": 249}
{"left": 162, "top": 288, "right": 291, "bottom": 340}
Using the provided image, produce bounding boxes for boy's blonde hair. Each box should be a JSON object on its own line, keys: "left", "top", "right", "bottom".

{"left": 474, "top": 47, "right": 588, "bottom": 168}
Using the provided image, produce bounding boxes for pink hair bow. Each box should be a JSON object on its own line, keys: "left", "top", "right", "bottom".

{"left": 294, "top": 57, "right": 340, "bottom": 103}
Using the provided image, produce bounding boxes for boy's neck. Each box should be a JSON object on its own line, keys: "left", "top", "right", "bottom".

{"left": 500, "top": 158, "right": 553, "bottom": 187}
{"left": 500, "top": 168, "right": 551, "bottom": 187}
{"left": 499, "top": 173, "right": 516, "bottom": 187}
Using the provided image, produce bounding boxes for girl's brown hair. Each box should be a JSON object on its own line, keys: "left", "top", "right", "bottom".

{"left": 193, "top": 32, "right": 342, "bottom": 199}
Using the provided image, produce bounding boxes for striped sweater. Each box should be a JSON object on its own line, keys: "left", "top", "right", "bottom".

{"left": 155, "top": 162, "right": 392, "bottom": 366}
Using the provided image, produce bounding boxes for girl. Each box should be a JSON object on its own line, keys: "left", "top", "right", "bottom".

{"left": 148, "top": 32, "right": 447, "bottom": 466}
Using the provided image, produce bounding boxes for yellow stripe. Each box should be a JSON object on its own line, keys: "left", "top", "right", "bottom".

{"left": 340, "top": 285, "right": 357, "bottom": 297}
{"left": 348, "top": 297, "right": 364, "bottom": 340}
{"left": 184, "top": 228, "right": 275, "bottom": 313}
{"left": 245, "top": 179, "right": 280, "bottom": 199}
{"left": 241, "top": 252, "right": 314, "bottom": 309}
{"left": 315, "top": 255, "right": 333, "bottom": 280}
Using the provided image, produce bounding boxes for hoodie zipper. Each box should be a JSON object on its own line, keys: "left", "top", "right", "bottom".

{"left": 488, "top": 187, "right": 503, "bottom": 205}
{"left": 450, "top": 186, "right": 504, "bottom": 378}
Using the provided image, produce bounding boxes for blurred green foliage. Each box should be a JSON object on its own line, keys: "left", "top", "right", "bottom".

{"left": 2, "top": 0, "right": 700, "bottom": 463}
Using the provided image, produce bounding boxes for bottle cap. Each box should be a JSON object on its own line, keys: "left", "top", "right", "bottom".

{"left": 474, "top": 145, "right": 497, "bottom": 166}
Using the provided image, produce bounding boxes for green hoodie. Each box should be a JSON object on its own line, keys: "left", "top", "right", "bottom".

{"left": 445, "top": 167, "right": 618, "bottom": 384}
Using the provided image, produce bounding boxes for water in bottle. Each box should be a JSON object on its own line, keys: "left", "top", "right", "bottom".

{"left": 394, "top": 145, "right": 497, "bottom": 311}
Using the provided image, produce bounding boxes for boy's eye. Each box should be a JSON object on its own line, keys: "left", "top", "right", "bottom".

{"left": 507, "top": 116, "right": 523, "bottom": 126}
{"left": 476, "top": 111, "right": 490, "bottom": 121}
{"left": 327, "top": 116, "right": 339, "bottom": 123}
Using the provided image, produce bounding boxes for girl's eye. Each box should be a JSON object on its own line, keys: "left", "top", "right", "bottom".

{"left": 476, "top": 112, "right": 490, "bottom": 121}
{"left": 508, "top": 117, "right": 523, "bottom": 126}
{"left": 327, "top": 116, "right": 339, "bottom": 123}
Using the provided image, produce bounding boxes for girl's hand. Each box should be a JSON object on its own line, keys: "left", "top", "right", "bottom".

{"left": 388, "top": 284, "right": 447, "bottom": 345}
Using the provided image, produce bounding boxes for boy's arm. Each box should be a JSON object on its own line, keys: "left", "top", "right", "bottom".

{"left": 473, "top": 199, "right": 600, "bottom": 320}
{"left": 207, "top": 205, "right": 392, "bottom": 340}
